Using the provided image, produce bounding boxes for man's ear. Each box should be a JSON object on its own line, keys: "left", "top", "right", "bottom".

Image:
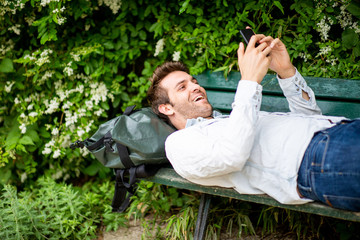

{"left": 158, "top": 103, "right": 174, "bottom": 116}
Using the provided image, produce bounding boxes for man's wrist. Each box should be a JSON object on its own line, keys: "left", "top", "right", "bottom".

{"left": 277, "top": 65, "right": 296, "bottom": 79}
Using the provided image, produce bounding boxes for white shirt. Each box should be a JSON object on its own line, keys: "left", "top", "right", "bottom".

{"left": 165, "top": 70, "right": 347, "bottom": 205}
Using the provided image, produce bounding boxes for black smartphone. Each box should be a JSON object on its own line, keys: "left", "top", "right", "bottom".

{"left": 239, "top": 29, "right": 258, "bottom": 47}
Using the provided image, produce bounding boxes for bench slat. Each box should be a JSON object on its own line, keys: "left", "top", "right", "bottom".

{"left": 207, "top": 91, "right": 360, "bottom": 119}
{"left": 147, "top": 168, "right": 360, "bottom": 222}
{"left": 195, "top": 71, "right": 360, "bottom": 102}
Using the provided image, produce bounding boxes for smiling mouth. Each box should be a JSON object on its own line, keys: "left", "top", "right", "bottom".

{"left": 193, "top": 95, "right": 205, "bottom": 102}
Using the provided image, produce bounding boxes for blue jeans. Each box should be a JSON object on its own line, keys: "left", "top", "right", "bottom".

{"left": 297, "top": 119, "right": 360, "bottom": 211}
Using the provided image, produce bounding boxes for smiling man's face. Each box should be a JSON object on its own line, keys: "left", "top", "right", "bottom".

{"left": 159, "top": 71, "right": 213, "bottom": 128}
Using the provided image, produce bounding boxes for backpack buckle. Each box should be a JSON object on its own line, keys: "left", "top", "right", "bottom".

{"left": 104, "top": 138, "right": 114, "bottom": 152}
{"left": 70, "top": 140, "right": 85, "bottom": 149}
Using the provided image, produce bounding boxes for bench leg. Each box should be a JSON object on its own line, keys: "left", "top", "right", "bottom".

{"left": 194, "top": 193, "right": 212, "bottom": 240}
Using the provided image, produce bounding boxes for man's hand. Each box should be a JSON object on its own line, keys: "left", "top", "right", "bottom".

{"left": 237, "top": 34, "right": 272, "bottom": 84}
{"left": 259, "top": 36, "right": 295, "bottom": 79}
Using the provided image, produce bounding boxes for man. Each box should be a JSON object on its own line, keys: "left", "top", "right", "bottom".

{"left": 147, "top": 33, "right": 360, "bottom": 211}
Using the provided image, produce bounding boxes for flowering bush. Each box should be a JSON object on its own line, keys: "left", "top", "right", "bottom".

{"left": 0, "top": 0, "right": 359, "bottom": 186}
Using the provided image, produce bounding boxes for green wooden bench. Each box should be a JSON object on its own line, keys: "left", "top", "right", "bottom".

{"left": 146, "top": 70, "right": 360, "bottom": 240}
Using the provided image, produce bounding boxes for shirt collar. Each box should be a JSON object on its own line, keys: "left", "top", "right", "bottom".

{"left": 185, "top": 110, "right": 227, "bottom": 128}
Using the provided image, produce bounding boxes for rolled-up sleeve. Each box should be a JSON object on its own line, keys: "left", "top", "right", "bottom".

{"left": 277, "top": 70, "right": 322, "bottom": 115}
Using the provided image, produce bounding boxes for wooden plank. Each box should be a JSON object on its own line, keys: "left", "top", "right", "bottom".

{"left": 207, "top": 91, "right": 360, "bottom": 119}
{"left": 195, "top": 71, "right": 360, "bottom": 102}
{"left": 146, "top": 168, "right": 360, "bottom": 222}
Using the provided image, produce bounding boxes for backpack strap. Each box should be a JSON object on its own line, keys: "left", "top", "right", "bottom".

{"left": 112, "top": 167, "right": 137, "bottom": 213}
{"left": 111, "top": 164, "right": 163, "bottom": 213}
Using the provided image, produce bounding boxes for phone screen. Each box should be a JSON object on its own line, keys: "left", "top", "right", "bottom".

{"left": 239, "top": 29, "right": 258, "bottom": 47}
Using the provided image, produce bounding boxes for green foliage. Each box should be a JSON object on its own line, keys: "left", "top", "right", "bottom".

{"left": 1, "top": 0, "right": 360, "bottom": 187}
{"left": 1, "top": 0, "right": 360, "bottom": 238}
{"left": 0, "top": 177, "right": 130, "bottom": 239}
{"left": 0, "top": 178, "right": 94, "bottom": 239}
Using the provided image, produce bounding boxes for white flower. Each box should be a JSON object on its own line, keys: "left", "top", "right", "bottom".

{"left": 29, "top": 112, "right": 38, "bottom": 118}
{"left": 25, "top": 16, "right": 36, "bottom": 26}
{"left": 5, "top": 81, "right": 15, "bottom": 93}
{"left": 57, "top": 17, "right": 66, "bottom": 25}
{"left": 43, "top": 139, "right": 55, "bottom": 154}
{"left": 94, "top": 109, "right": 104, "bottom": 116}
{"left": 71, "top": 53, "right": 81, "bottom": 61}
{"left": 77, "top": 128, "right": 85, "bottom": 137}
{"left": 154, "top": 38, "right": 165, "bottom": 57}
{"left": 65, "top": 111, "right": 78, "bottom": 127}
{"left": 90, "top": 82, "right": 108, "bottom": 104}
{"left": 85, "top": 120, "right": 94, "bottom": 132}
{"left": 61, "top": 135, "right": 71, "bottom": 148}
{"left": 41, "top": 0, "right": 51, "bottom": 6}
{"left": 63, "top": 66, "right": 74, "bottom": 76}
{"left": 8, "top": 24, "right": 21, "bottom": 35}
{"left": 14, "top": 98, "right": 20, "bottom": 105}
{"left": 27, "top": 104, "right": 34, "bottom": 110}
{"left": 172, "top": 51, "right": 181, "bottom": 61}
{"left": 100, "top": 0, "right": 122, "bottom": 14}
{"left": 51, "top": 128, "right": 59, "bottom": 136}
{"left": 20, "top": 172, "right": 27, "bottom": 183}
{"left": 42, "top": 147, "right": 52, "bottom": 155}
{"left": 53, "top": 149, "right": 61, "bottom": 158}
{"left": 24, "top": 54, "right": 36, "bottom": 61}
{"left": 318, "top": 46, "right": 332, "bottom": 56}
{"left": 35, "top": 51, "right": 51, "bottom": 66}
{"left": 19, "top": 123, "right": 27, "bottom": 134}
{"left": 40, "top": 71, "right": 54, "bottom": 85}
{"left": 45, "top": 99, "right": 60, "bottom": 114}
{"left": 62, "top": 101, "right": 73, "bottom": 110}
{"left": 316, "top": 17, "right": 331, "bottom": 40}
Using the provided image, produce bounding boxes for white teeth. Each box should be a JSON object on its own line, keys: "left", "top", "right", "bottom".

{"left": 193, "top": 96, "right": 204, "bottom": 102}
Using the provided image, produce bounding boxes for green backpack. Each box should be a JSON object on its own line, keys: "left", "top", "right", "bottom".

{"left": 70, "top": 105, "right": 175, "bottom": 212}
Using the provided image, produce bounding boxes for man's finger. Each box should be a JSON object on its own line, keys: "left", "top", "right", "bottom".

{"left": 237, "top": 42, "right": 245, "bottom": 61}
{"left": 270, "top": 38, "right": 281, "bottom": 48}
{"left": 263, "top": 45, "right": 272, "bottom": 56}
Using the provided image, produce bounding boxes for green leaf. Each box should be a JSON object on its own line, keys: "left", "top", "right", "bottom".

{"left": 274, "top": 1, "right": 284, "bottom": 14}
{"left": 25, "top": 129, "right": 40, "bottom": 143}
{"left": 100, "top": 101, "right": 110, "bottom": 110}
{"left": 179, "top": 0, "right": 191, "bottom": 14}
{"left": 0, "top": 58, "right": 14, "bottom": 73}
{"left": 342, "top": 29, "right": 359, "bottom": 49}
{"left": 19, "top": 136, "right": 35, "bottom": 146}
{"left": 84, "top": 64, "right": 90, "bottom": 75}
{"left": 347, "top": 1, "right": 360, "bottom": 18}
{"left": 353, "top": 43, "right": 360, "bottom": 57}
{"left": 39, "top": 127, "right": 51, "bottom": 138}
{"left": 103, "top": 42, "right": 114, "bottom": 50}
{"left": 82, "top": 161, "right": 101, "bottom": 176}
{"left": 139, "top": 30, "right": 147, "bottom": 40}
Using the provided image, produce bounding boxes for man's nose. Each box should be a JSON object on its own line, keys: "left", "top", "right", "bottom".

{"left": 190, "top": 82, "right": 200, "bottom": 92}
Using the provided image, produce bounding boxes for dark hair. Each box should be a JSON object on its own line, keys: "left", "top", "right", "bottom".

{"left": 147, "top": 61, "right": 189, "bottom": 122}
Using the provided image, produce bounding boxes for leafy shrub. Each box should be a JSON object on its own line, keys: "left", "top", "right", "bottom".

{"left": 1, "top": 0, "right": 359, "bottom": 186}
{"left": 0, "top": 177, "right": 99, "bottom": 239}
